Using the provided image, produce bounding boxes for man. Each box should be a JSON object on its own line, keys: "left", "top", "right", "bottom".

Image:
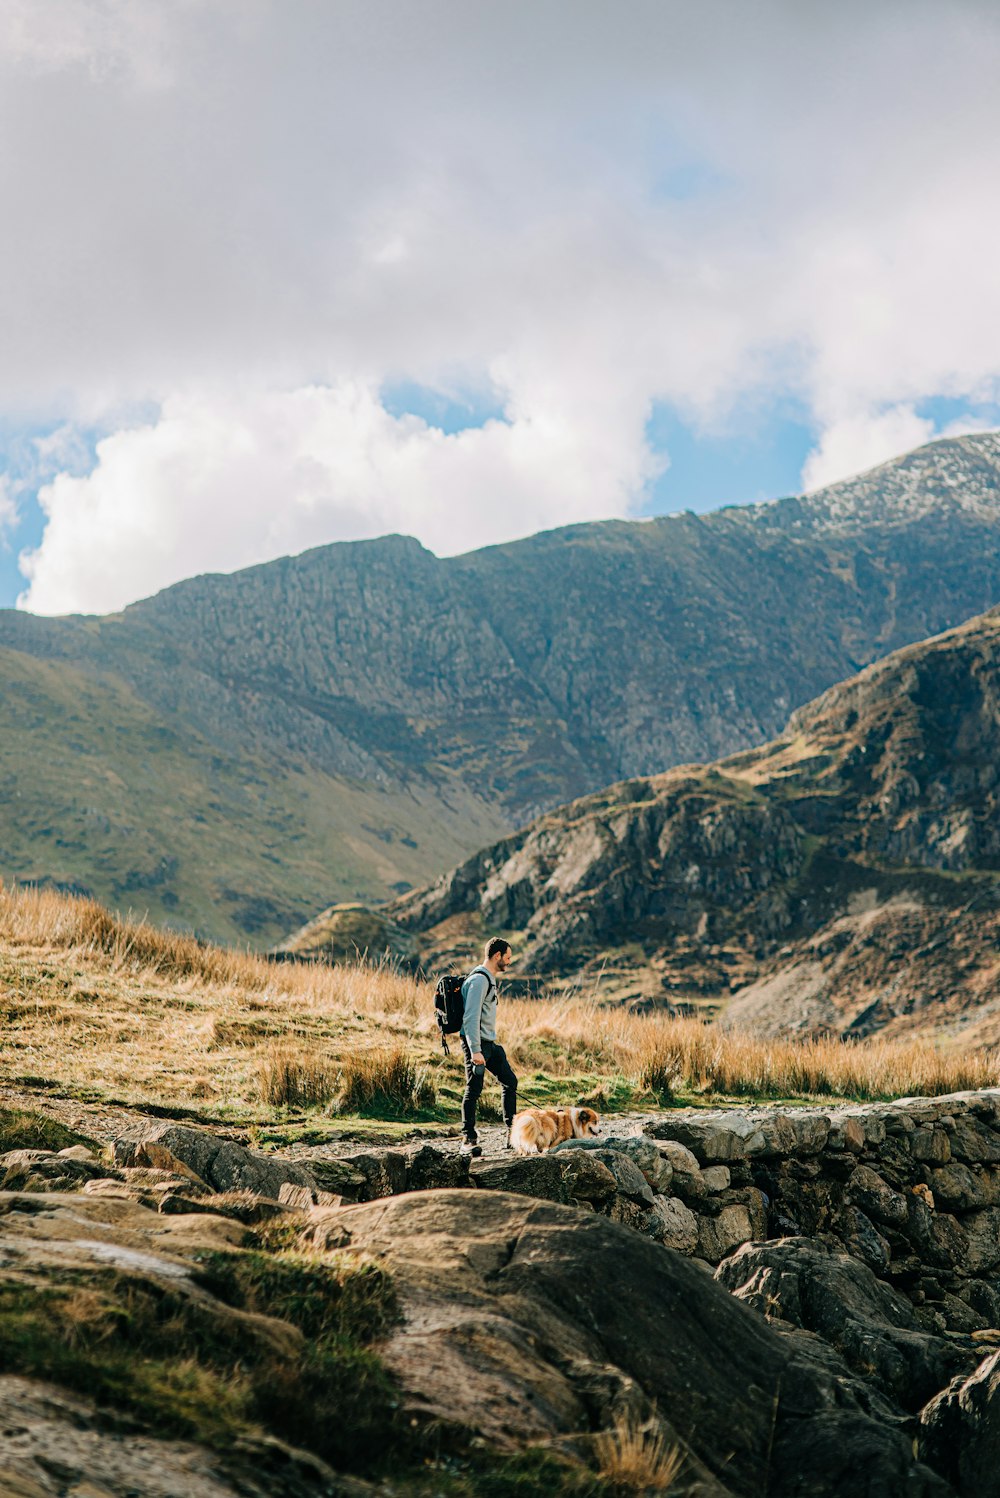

{"left": 459, "top": 936, "right": 517, "bottom": 1157}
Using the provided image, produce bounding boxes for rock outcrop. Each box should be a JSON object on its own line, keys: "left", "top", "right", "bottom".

{"left": 365, "top": 603, "right": 1000, "bottom": 1039}
{"left": 919, "top": 1351, "right": 1000, "bottom": 1494}
{"left": 338, "top": 1188, "right": 950, "bottom": 1497}
{"left": 11, "top": 1090, "right": 1000, "bottom": 1492}
{"left": 0, "top": 1177, "right": 950, "bottom": 1498}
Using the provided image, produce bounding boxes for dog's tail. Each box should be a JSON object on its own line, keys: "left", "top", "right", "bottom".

{"left": 510, "top": 1114, "right": 542, "bottom": 1154}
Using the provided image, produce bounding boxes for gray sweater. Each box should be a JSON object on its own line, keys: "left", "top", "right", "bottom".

{"left": 460, "top": 967, "right": 497, "bottom": 1052}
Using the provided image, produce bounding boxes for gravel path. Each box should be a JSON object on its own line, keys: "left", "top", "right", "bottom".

{"left": 288, "top": 1114, "right": 658, "bottom": 1163}
{"left": 0, "top": 1081, "right": 668, "bottom": 1163}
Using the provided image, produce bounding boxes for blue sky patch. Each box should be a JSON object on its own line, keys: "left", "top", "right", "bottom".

{"left": 381, "top": 379, "right": 508, "bottom": 434}
{"left": 643, "top": 399, "right": 816, "bottom": 515}
{"left": 915, "top": 394, "right": 1000, "bottom": 431}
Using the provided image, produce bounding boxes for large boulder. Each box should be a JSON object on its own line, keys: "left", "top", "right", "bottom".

{"left": 647, "top": 1116, "right": 748, "bottom": 1164}
{"left": 333, "top": 1188, "right": 951, "bottom": 1497}
{"left": 844, "top": 1164, "right": 910, "bottom": 1231}
{"left": 909, "top": 1126, "right": 952, "bottom": 1165}
{"left": 903, "top": 1195, "right": 970, "bottom": 1273}
{"left": 960, "top": 1207, "right": 1000, "bottom": 1273}
{"left": 339, "top": 1147, "right": 408, "bottom": 1199}
{"left": 552, "top": 1135, "right": 673, "bottom": 1193}
{"left": 656, "top": 1137, "right": 701, "bottom": 1177}
{"left": 835, "top": 1206, "right": 891, "bottom": 1274}
{"left": 645, "top": 1194, "right": 699, "bottom": 1253}
{"left": 648, "top": 1110, "right": 830, "bottom": 1162}
{"left": 949, "top": 1117, "right": 1000, "bottom": 1165}
{"left": 717, "top": 1237, "right": 977, "bottom": 1409}
{"left": 112, "top": 1122, "right": 367, "bottom": 1202}
{"left": 470, "top": 1154, "right": 571, "bottom": 1203}
{"left": 588, "top": 1149, "right": 655, "bottom": 1206}
{"left": 696, "top": 1190, "right": 768, "bottom": 1266}
{"left": 553, "top": 1152, "right": 619, "bottom": 1207}
{"left": 405, "top": 1145, "right": 470, "bottom": 1192}
{"left": 926, "top": 1162, "right": 992, "bottom": 1212}
{"left": 920, "top": 1351, "right": 1000, "bottom": 1495}
{"left": 827, "top": 1114, "right": 867, "bottom": 1153}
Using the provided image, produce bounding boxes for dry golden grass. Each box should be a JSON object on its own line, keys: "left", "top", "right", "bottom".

{"left": 256, "top": 1047, "right": 337, "bottom": 1108}
{"left": 0, "top": 880, "right": 997, "bottom": 1123}
{"left": 594, "top": 1415, "right": 684, "bottom": 1492}
{"left": 337, "top": 1045, "right": 436, "bottom": 1116}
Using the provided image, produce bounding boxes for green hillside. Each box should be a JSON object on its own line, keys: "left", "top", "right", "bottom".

{"left": 0, "top": 644, "right": 502, "bottom": 943}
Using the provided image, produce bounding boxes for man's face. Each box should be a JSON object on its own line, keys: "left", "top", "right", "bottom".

{"left": 498, "top": 947, "right": 514, "bottom": 972}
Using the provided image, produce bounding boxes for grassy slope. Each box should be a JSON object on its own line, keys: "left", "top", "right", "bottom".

{"left": 1, "top": 885, "right": 995, "bottom": 1154}
{"left": 0, "top": 644, "right": 503, "bottom": 947}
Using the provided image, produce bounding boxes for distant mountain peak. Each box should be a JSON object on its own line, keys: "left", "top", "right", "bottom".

{"left": 790, "top": 430, "right": 1000, "bottom": 533}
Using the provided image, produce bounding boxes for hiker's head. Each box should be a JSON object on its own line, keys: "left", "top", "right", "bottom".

{"left": 485, "top": 936, "right": 513, "bottom": 973}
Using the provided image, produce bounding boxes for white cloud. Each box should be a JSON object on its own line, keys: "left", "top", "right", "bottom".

{"left": 32, "top": 422, "right": 101, "bottom": 480}
{"left": 5, "top": 2, "right": 1000, "bottom": 608}
{"left": 0, "top": 0, "right": 206, "bottom": 88}
{"left": 19, "top": 380, "right": 660, "bottom": 614}
{"left": 0, "top": 476, "right": 18, "bottom": 545}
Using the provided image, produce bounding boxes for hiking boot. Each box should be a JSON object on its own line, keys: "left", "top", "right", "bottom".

{"left": 504, "top": 1125, "right": 514, "bottom": 1151}
{"left": 460, "top": 1138, "right": 482, "bottom": 1158}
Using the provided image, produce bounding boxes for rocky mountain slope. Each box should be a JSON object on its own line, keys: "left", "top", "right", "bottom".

{"left": 288, "top": 603, "right": 1000, "bottom": 1043}
{"left": 5, "top": 431, "right": 1000, "bottom": 944}
{"left": 5, "top": 1089, "right": 1000, "bottom": 1495}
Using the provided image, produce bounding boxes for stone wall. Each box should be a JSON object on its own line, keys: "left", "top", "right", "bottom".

{"left": 98, "top": 1087, "right": 1000, "bottom": 1336}
{"left": 645, "top": 1089, "right": 1000, "bottom": 1335}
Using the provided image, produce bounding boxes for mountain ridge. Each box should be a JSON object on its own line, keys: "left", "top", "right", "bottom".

{"left": 4, "top": 431, "right": 1000, "bottom": 944}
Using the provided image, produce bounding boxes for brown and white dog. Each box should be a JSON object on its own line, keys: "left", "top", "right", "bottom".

{"left": 509, "top": 1106, "right": 601, "bottom": 1154}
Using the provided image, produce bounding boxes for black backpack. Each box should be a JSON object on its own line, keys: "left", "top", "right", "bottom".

{"left": 434, "top": 967, "right": 494, "bottom": 1054}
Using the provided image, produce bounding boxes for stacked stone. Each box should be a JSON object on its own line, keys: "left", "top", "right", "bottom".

{"left": 642, "top": 1089, "right": 1000, "bottom": 1334}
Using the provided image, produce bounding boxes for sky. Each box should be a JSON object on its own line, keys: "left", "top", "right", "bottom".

{"left": 3, "top": 1, "right": 1000, "bottom": 615}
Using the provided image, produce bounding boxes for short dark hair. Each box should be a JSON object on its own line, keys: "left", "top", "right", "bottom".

{"left": 485, "top": 937, "right": 511, "bottom": 961}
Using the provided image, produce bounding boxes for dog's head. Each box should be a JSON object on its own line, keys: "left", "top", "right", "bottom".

{"left": 574, "top": 1106, "right": 601, "bottom": 1138}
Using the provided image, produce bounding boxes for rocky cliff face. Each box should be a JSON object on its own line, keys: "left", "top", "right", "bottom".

{"left": 5, "top": 432, "right": 1000, "bottom": 943}
{"left": 297, "top": 605, "right": 1000, "bottom": 1041}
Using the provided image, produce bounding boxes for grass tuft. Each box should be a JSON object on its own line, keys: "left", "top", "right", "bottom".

{"left": 0, "top": 1107, "right": 96, "bottom": 1155}
{"left": 457, "top": 1449, "right": 609, "bottom": 1497}
{"left": 193, "top": 1247, "right": 399, "bottom": 1345}
{"left": 0, "top": 1249, "right": 409, "bottom": 1473}
{"left": 634, "top": 1043, "right": 680, "bottom": 1104}
{"left": 593, "top": 1416, "right": 684, "bottom": 1493}
{"left": 338, "top": 1046, "right": 437, "bottom": 1117}
{"left": 256, "top": 1046, "right": 337, "bottom": 1108}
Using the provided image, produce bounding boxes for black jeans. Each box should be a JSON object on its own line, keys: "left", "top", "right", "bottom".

{"left": 460, "top": 1036, "right": 518, "bottom": 1138}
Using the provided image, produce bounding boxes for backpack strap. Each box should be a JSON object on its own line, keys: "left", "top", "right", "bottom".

{"left": 465, "top": 964, "right": 496, "bottom": 1000}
